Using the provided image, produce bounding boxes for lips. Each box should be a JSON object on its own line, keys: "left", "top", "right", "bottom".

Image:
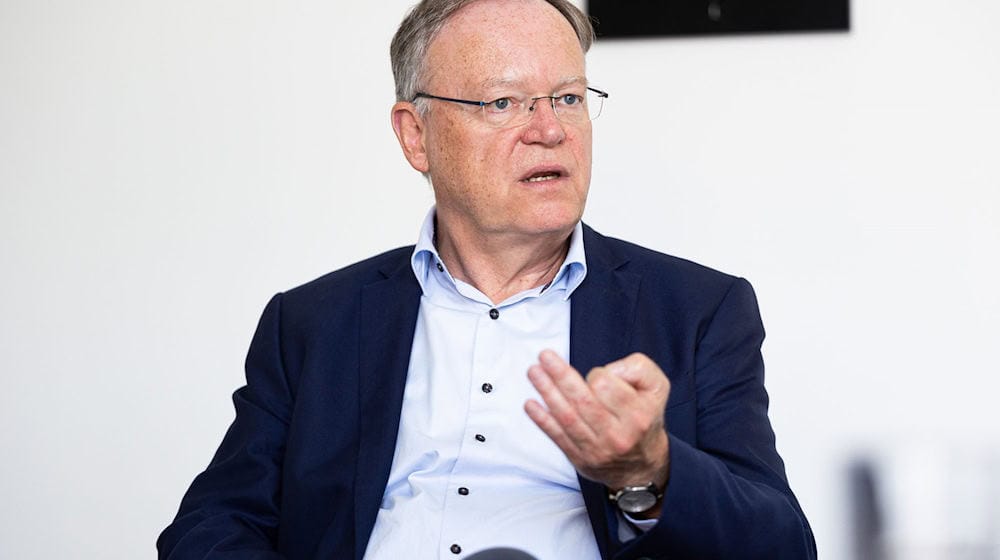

{"left": 519, "top": 165, "right": 569, "bottom": 183}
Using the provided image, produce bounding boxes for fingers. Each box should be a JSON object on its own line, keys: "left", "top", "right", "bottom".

{"left": 538, "top": 351, "right": 634, "bottom": 430}
{"left": 526, "top": 350, "right": 673, "bottom": 490}
{"left": 523, "top": 398, "right": 584, "bottom": 462}
{"left": 527, "top": 362, "right": 602, "bottom": 442}
{"left": 585, "top": 366, "right": 637, "bottom": 417}
{"left": 529, "top": 351, "right": 665, "bottom": 427}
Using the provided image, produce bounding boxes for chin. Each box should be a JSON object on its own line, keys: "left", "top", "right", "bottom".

{"left": 520, "top": 204, "right": 584, "bottom": 235}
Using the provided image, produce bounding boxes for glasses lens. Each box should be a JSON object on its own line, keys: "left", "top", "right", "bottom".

{"left": 548, "top": 90, "right": 605, "bottom": 123}
{"left": 587, "top": 89, "right": 605, "bottom": 121}
{"left": 482, "top": 96, "right": 528, "bottom": 128}
{"left": 481, "top": 89, "right": 606, "bottom": 127}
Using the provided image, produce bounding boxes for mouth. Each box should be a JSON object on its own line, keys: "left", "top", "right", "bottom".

{"left": 519, "top": 166, "right": 568, "bottom": 184}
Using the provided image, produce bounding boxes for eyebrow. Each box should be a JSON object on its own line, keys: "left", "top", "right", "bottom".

{"left": 478, "top": 75, "right": 588, "bottom": 92}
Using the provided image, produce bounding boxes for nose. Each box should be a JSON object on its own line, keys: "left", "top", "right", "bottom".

{"left": 521, "top": 97, "right": 565, "bottom": 146}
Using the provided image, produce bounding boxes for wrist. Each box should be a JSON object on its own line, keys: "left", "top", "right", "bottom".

{"left": 609, "top": 482, "right": 663, "bottom": 516}
{"left": 608, "top": 432, "right": 670, "bottom": 518}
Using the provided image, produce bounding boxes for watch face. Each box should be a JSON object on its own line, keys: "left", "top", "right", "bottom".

{"left": 617, "top": 489, "right": 658, "bottom": 513}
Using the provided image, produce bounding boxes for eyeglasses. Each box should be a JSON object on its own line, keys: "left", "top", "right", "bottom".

{"left": 413, "top": 87, "right": 609, "bottom": 128}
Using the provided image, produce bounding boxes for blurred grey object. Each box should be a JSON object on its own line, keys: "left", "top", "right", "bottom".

{"left": 849, "top": 445, "right": 1000, "bottom": 560}
{"left": 849, "top": 459, "right": 885, "bottom": 560}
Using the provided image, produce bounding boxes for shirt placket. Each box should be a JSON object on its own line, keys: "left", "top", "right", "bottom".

{"left": 438, "top": 304, "right": 506, "bottom": 557}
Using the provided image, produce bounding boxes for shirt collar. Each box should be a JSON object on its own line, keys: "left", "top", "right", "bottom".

{"left": 410, "top": 206, "right": 587, "bottom": 304}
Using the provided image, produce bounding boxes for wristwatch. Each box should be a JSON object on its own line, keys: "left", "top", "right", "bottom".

{"left": 608, "top": 482, "right": 664, "bottom": 514}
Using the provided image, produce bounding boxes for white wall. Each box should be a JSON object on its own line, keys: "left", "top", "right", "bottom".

{"left": 1, "top": 1, "right": 997, "bottom": 558}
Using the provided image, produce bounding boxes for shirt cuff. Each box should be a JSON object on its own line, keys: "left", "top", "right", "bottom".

{"left": 624, "top": 511, "right": 658, "bottom": 531}
{"left": 616, "top": 510, "right": 658, "bottom": 541}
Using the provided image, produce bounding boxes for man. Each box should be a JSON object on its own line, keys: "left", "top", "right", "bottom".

{"left": 158, "top": 0, "right": 816, "bottom": 558}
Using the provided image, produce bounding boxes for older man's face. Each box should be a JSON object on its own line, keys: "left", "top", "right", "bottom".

{"left": 420, "top": 0, "right": 592, "bottom": 241}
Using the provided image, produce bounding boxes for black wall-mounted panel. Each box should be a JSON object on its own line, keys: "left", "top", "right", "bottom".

{"left": 587, "top": 0, "right": 850, "bottom": 38}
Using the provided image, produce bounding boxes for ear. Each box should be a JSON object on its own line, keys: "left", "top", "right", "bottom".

{"left": 391, "top": 101, "right": 430, "bottom": 174}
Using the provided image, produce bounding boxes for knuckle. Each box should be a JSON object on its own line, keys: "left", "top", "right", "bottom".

{"left": 629, "top": 352, "right": 652, "bottom": 367}
{"left": 608, "top": 434, "right": 634, "bottom": 456}
{"left": 573, "top": 392, "right": 597, "bottom": 410}
{"left": 633, "top": 414, "right": 653, "bottom": 434}
{"left": 554, "top": 409, "right": 578, "bottom": 426}
{"left": 633, "top": 353, "right": 669, "bottom": 377}
{"left": 590, "top": 375, "right": 610, "bottom": 393}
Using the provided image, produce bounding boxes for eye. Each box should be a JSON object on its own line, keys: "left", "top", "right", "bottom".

{"left": 559, "top": 93, "right": 583, "bottom": 106}
{"left": 487, "top": 97, "right": 514, "bottom": 112}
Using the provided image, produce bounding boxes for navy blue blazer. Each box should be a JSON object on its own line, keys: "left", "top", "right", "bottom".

{"left": 158, "top": 225, "right": 817, "bottom": 559}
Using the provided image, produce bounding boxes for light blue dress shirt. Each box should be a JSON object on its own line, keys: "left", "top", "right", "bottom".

{"left": 364, "top": 209, "right": 650, "bottom": 559}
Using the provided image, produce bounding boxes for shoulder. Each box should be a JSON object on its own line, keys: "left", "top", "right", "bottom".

{"left": 583, "top": 224, "right": 744, "bottom": 300}
{"left": 581, "top": 226, "right": 764, "bottom": 357}
{"left": 275, "top": 245, "right": 415, "bottom": 314}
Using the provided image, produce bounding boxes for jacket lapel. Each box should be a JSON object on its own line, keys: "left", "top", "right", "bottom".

{"left": 353, "top": 256, "right": 423, "bottom": 559}
{"left": 571, "top": 225, "right": 642, "bottom": 559}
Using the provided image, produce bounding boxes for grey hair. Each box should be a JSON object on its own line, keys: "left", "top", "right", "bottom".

{"left": 390, "top": 0, "right": 596, "bottom": 108}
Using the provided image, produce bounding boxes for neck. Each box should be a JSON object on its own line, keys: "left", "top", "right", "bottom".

{"left": 435, "top": 219, "right": 573, "bottom": 305}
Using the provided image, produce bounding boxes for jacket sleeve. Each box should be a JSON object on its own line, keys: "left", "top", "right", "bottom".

{"left": 616, "top": 278, "right": 817, "bottom": 560}
{"left": 157, "top": 294, "right": 291, "bottom": 560}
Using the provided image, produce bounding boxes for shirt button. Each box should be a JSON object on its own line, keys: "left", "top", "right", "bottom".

{"left": 475, "top": 434, "right": 486, "bottom": 442}
{"left": 436, "top": 262, "right": 444, "bottom": 272}
{"left": 489, "top": 308, "right": 499, "bottom": 320}
{"left": 458, "top": 487, "right": 469, "bottom": 495}
{"left": 481, "top": 382, "right": 493, "bottom": 393}
{"left": 450, "top": 544, "right": 462, "bottom": 554}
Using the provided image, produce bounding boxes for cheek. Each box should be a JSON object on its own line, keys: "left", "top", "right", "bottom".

{"left": 570, "top": 128, "right": 593, "bottom": 172}
{"left": 428, "top": 118, "right": 488, "bottom": 174}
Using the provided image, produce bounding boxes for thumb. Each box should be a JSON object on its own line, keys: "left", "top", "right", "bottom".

{"left": 607, "top": 353, "right": 665, "bottom": 392}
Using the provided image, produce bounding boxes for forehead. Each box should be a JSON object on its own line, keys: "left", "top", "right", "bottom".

{"left": 424, "top": 0, "right": 586, "bottom": 92}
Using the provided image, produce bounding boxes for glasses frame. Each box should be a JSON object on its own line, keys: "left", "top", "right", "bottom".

{"left": 412, "top": 87, "right": 609, "bottom": 127}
